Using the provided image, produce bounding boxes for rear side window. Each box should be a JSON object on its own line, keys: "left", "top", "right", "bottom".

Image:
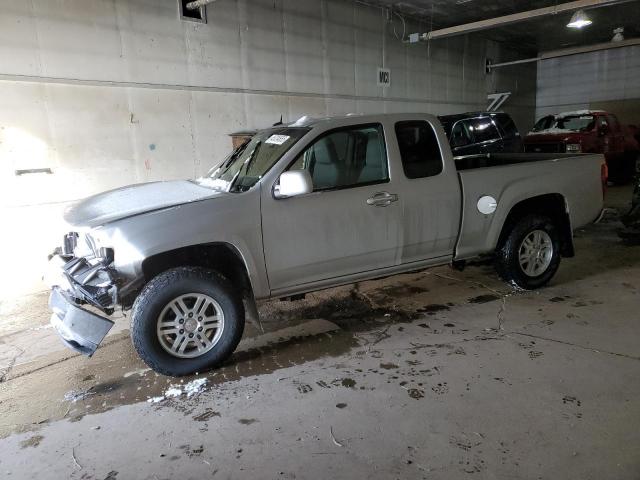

{"left": 288, "top": 124, "right": 388, "bottom": 191}
{"left": 451, "top": 121, "right": 473, "bottom": 147}
{"left": 395, "top": 121, "right": 443, "bottom": 179}
{"left": 468, "top": 117, "right": 500, "bottom": 144}
{"left": 493, "top": 114, "right": 519, "bottom": 138}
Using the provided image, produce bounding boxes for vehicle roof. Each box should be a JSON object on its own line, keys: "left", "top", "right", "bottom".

{"left": 438, "top": 111, "right": 508, "bottom": 123}
{"left": 539, "top": 110, "right": 608, "bottom": 120}
{"left": 282, "top": 112, "right": 439, "bottom": 129}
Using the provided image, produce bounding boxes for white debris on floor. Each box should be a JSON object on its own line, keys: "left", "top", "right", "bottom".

{"left": 183, "top": 378, "right": 207, "bottom": 397}
{"left": 123, "top": 368, "right": 151, "bottom": 378}
{"left": 164, "top": 387, "right": 182, "bottom": 398}
{"left": 63, "top": 389, "right": 94, "bottom": 403}
{"left": 146, "top": 378, "right": 208, "bottom": 403}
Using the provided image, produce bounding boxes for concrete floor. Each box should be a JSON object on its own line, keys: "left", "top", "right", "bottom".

{"left": 0, "top": 186, "right": 639, "bottom": 480}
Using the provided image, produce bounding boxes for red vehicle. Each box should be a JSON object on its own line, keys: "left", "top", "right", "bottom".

{"left": 524, "top": 110, "right": 639, "bottom": 183}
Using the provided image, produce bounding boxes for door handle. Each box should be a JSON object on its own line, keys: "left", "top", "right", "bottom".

{"left": 367, "top": 191, "right": 399, "bottom": 207}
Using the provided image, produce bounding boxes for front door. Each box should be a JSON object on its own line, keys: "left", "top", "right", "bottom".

{"left": 260, "top": 123, "right": 402, "bottom": 294}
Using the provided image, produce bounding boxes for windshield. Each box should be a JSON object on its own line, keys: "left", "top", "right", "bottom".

{"left": 555, "top": 115, "right": 595, "bottom": 131}
{"left": 532, "top": 114, "right": 595, "bottom": 132}
{"left": 196, "top": 127, "right": 309, "bottom": 193}
{"left": 532, "top": 116, "right": 554, "bottom": 132}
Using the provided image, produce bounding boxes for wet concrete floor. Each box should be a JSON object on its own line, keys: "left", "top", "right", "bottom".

{"left": 0, "top": 186, "right": 639, "bottom": 479}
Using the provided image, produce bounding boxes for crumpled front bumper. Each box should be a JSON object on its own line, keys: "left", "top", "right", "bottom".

{"left": 49, "top": 287, "right": 115, "bottom": 356}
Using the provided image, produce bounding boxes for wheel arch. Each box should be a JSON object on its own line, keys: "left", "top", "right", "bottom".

{"left": 141, "top": 242, "right": 255, "bottom": 298}
{"left": 496, "top": 193, "right": 574, "bottom": 257}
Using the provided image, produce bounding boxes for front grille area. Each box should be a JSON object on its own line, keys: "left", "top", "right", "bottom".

{"left": 524, "top": 143, "right": 565, "bottom": 153}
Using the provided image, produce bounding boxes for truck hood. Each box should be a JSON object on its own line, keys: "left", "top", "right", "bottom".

{"left": 524, "top": 131, "right": 585, "bottom": 143}
{"left": 64, "top": 180, "right": 225, "bottom": 228}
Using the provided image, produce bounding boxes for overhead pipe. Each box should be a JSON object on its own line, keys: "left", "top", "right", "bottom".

{"left": 420, "top": 0, "right": 635, "bottom": 41}
{"left": 186, "top": 0, "right": 217, "bottom": 10}
{"left": 486, "top": 37, "right": 640, "bottom": 72}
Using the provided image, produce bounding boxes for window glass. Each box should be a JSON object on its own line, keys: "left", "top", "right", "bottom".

{"left": 395, "top": 121, "right": 443, "bottom": 179}
{"left": 468, "top": 118, "right": 500, "bottom": 143}
{"left": 556, "top": 115, "right": 595, "bottom": 132}
{"left": 494, "top": 114, "right": 518, "bottom": 138}
{"left": 199, "top": 127, "right": 308, "bottom": 192}
{"left": 289, "top": 124, "right": 388, "bottom": 191}
{"left": 532, "top": 115, "right": 554, "bottom": 132}
{"left": 451, "top": 121, "right": 473, "bottom": 147}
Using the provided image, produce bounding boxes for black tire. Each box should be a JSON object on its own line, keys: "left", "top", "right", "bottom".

{"left": 130, "top": 267, "right": 244, "bottom": 377}
{"left": 495, "top": 214, "right": 561, "bottom": 290}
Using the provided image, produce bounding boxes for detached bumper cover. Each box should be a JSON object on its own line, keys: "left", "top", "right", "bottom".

{"left": 49, "top": 287, "right": 115, "bottom": 356}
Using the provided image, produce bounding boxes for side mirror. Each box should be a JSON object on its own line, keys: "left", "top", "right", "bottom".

{"left": 598, "top": 124, "right": 609, "bottom": 136}
{"left": 274, "top": 170, "right": 313, "bottom": 198}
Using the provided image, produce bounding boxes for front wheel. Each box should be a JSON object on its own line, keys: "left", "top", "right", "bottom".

{"left": 495, "top": 214, "right": 561, "bottom": 290}
{"left": 131, "top": 267, "right": 245, "bottom": 376}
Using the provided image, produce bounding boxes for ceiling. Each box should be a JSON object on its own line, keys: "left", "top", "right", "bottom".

{"left": 370, "top": 0, "right": 640, "bottom": 54}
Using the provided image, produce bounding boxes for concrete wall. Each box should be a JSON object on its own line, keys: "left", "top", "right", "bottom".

{"left": 0, "top": 0, "right": 535, "bottom": 297}
{"left": 536, "top": 44, "right": 640, "bottom": 123}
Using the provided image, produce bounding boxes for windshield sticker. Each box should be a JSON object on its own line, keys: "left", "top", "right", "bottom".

{"left": 265, "top": 134, "right": 290, "bottom": 145}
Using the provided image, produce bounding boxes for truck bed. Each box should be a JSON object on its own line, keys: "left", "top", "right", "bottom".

{"left": 453, "top": 152, "right": 604, "bottom": 261}
{"left": 454, "top": 152, "right": 591, "bottom": 171}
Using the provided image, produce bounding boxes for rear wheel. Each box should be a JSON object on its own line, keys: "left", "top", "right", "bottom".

{"left": 495, "top": 215, "right": 561, "bottom": 290}
{"left": 131, "top": 267, "right": 244, "bottom": 376}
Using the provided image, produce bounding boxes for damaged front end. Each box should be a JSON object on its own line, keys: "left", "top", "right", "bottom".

{"left": 46, "top": 232, "right": 120, "bottom": 356}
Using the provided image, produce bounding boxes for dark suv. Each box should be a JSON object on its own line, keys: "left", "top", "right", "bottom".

{"left": 438, "top": 112, "right": 523, "bottom": 156}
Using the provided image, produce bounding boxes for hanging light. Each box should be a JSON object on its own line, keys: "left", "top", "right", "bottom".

{"left": 567, "top": 9, "right": 592, "bottom": 29}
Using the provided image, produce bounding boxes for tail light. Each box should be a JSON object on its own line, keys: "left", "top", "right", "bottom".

{"left": 601, "top": 162, "right": 608, "bottom": 199}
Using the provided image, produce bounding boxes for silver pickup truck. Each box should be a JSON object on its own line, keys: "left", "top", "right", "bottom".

{"left": 46, "top": 113, "right": 605, "bottom": 376}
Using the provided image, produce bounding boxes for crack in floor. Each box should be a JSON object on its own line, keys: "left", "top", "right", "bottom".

{"left": 427, "top": 271, "right": 524, "bottom": 333}
{"left": 0, "top": 345, "right": 25, "bottom": 383}
{"left": 507, "top": 331, "right": 640, "bottom": 361}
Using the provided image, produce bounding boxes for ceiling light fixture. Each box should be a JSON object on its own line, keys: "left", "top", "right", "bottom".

{"left": 567, "top": 9, "right": 592, "bottom": 29}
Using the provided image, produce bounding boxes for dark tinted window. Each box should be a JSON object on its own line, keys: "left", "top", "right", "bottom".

{"left": 493, "top": 114, "right": 518, "bottom": 138}
{"left": 451, "top": 121, "right": 473, "bottom": 147}
{"left": 395, "top": 121, "right": 443, "bottom": 179}
{"left": 289, "top": 124, "right": 388, "bottom": 191}
{"left": 468, "top": 118, "right": 500, "bottom": 143}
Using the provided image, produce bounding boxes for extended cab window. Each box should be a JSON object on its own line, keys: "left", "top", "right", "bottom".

{"left": 288, "top": 124, "right": 388, "bottom": 191}
{"left": 395, "top": 121, "right": 443, "bottom": 179}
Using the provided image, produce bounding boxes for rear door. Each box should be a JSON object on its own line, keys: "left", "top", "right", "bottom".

{"left": 468, "top": 116, "right": 504, "bottom": 153}
{"left": 450, "top": 119, "right": 477, "bottom": 156}
{"left": 393, "top": 120, "right": 462, "bottom": 264}
{"left": 493, "top": 113, "right": 523, "bottom": 153}
{"left": 260, "top": 123, "right": 402, "bottom": 294}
